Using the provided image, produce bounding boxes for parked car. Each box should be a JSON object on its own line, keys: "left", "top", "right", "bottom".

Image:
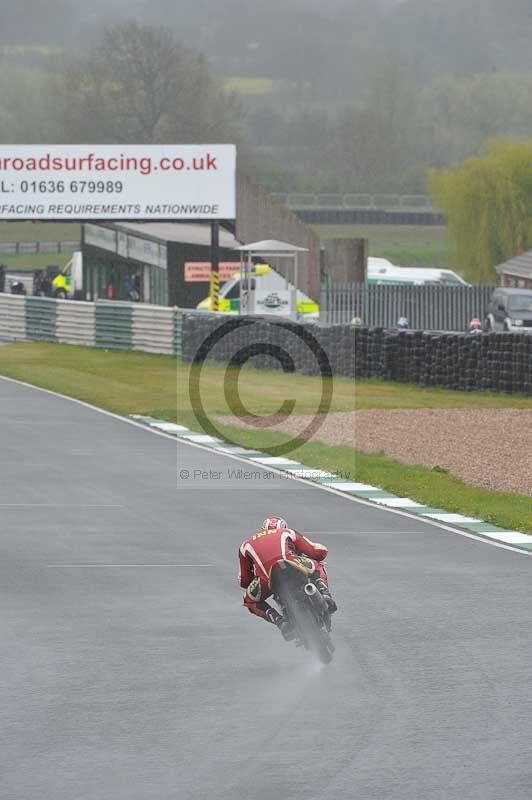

{"left": 484, "top": 288, "right": 532, "bottom": 332}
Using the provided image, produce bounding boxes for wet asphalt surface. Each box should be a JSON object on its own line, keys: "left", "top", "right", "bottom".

{"left": 2, "top": 377, "right": 532, "bottom": 800}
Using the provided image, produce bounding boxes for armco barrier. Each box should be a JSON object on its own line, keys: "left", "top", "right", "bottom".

{"left": 181, "top": 315, "right": 532, "bottom": 395}
{"left": 95, "top": 302, "right": 134, "bottom": 350}
{"left": 26, "top": 296, "right": 57, "bottom": 342}
{"left": 0, "top": 295, "right": 26, "bottom": 341}
{"left": 0, "top": 293, "right": 193, "bottom": 355}
{"left": 131, "top": 304, "right": 176, "bottom": 356}
{"left": 55, "top": 301, "right": 95, "bottom": 347}
{"left": 175, "top": 312, "right": 183, "bottom": 356}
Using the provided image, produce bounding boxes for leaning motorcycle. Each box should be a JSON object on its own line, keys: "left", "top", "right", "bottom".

{"left": 270, "top": 556, "right": 335, "bottom": 664}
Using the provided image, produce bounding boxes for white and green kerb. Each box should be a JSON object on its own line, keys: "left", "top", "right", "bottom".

{"left": 132, "top": 416, "right": 532, "bottom": 553}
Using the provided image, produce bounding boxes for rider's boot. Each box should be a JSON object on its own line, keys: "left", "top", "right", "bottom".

{"left": 315, "top": 578, "right": 338, "bottom": 614}
{"left": 266, "top": 607, "right": 295, "bottom": 640}
{"left": 265, "top": 607, "right": 295, "bottom": 640}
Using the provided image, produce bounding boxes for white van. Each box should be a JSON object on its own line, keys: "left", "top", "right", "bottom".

{"left": 368, "top": 258, "right": 469, "bottom": 286}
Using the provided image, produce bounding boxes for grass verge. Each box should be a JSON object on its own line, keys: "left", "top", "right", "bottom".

{"left": 352, "top": 377, "right": 532, "bottom": 409}
{"left": 205, "top": 424, "right": 532, "bottom": 535}
{"left": 1, "top": 252, "right": 73, "bottom": 271}
{"left": 0, "top": 342, "right": 354, "bottom": 418}
{"left": 2, "top": 343, "right": 532, "bottom": 414}
{"left": 0, "top": 342, "right": 530, "bottom": 533}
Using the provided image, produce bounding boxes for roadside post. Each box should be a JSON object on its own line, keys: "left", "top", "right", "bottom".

{"left": 210, "top": 221, "right": 220, "bottom": 311}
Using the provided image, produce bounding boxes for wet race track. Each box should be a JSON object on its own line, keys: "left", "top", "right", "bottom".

{"left": 2, "top": 377, "right": 532, "bottom": 800}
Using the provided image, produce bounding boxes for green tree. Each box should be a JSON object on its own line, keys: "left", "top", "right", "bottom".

{"left": 329, "top": 62, "right": 424, "bottom": 191}
{"left": 0, "top": 65, "right": 61, "bottom": 143}
{"left": 423, "top": 73, "right": 532, "bottom": 166}
{"left": 430, "top": 139, "right": 532, "bottom": 282}
{"left": 58, "top": 21, "right": 243, "bottom": 145}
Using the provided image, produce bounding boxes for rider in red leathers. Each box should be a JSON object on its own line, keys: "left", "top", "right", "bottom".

{"left": 239, "top": 516, "right": 337, "bottom": 639}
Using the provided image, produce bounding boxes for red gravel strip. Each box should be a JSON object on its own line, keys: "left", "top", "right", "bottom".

{"left": 218, "top": 408, "right": 532, "bottom": 496}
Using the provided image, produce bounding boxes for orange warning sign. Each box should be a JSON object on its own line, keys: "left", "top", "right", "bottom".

{"left": 184, "top": 262, "right": 240, "bottom": 282}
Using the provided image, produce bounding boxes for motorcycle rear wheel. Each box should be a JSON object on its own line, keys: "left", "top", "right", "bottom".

{"left": 293, "top": 602, "right": 335, "bottom": 664}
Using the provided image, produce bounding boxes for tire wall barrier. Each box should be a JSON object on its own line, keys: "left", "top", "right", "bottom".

{"left": 181, "top": 315, "right": 532, "bottom": 395}
{"left": 0, "top": 294, "right": 185, "bottom": 355}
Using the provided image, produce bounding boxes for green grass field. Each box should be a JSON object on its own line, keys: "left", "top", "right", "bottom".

{"left": 206, "top": 426, "right": 532, "bottom": 534}
{"left": 0, "top": 222, "right": 81, "bottom": 243}
{"left": 0, "top": 223, "right": 79, "bottom": 271}
{"left": 1, "top": 252, "right": 73, "bottom": 271}
{"left": 314, "top": 224, "right": 453, "bottom": 270}
{"left": 224, "top": 77, "right": 277, "bottom": 94}
{"left": 1, "top": 344, "right": 531, "bottom": 415}
{"left": 0, "top": 45, "right": 63, "bottom": 57}
{"left": 351, "top": 378, "right": 532, "bottom": 409}
{"left": 315, "top": 224, "right": 448, "bottom": 245}
{"left": 0, "top": 343, "right": 531, "bottom": 532}
{"left": 0, "top": 343, "right": 353, "bottom": 420}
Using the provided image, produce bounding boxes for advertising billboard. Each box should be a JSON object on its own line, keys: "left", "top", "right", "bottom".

{"left": 0, "top": 145, "right": 236, "bottom": 221}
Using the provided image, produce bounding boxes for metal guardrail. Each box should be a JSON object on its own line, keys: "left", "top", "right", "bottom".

{"left": 0, "top": 294, "right": 217, "bottom": 356}
{"left": 272, "top": 193, "right": 434, "bottom": 211}
{"left": 0, "top": 293, "right": 316, "bottom": 356}
{"left": 0, "top": 240, "right": 79, "bottom": 256}
{"left": 320, "top": 283, "right": 496, "bottom": 331}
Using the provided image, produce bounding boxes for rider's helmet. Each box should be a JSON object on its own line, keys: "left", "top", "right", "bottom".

{"left": 468, "top": 317, "right": 482, "bottom": 330}
{"left": 262, "top": 516, "right": 287, "bottom": 531}
{"left": 397, "top": 316, "right": 409, "bottom": 329}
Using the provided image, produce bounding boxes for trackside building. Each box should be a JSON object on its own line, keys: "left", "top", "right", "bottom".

{"left": 82, "top": 222, "right": 241, "bottom": 307}
{"left": 496, "top": 250, "right": 532, "bottom": 290}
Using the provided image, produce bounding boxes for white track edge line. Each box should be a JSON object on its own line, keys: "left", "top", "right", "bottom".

{"left": 1, "top": 373, "right": 530, "bottom": 559}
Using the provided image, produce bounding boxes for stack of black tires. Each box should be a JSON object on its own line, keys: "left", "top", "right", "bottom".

{"left": 181, "top": 315, "right": 532, "bottom": 396}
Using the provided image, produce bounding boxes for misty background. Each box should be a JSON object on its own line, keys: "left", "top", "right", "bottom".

{"left": 3, "top": 0, "right": 532, "bottom": 193}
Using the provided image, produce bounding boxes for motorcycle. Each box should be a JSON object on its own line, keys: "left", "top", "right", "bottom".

{"left": 270, "top": 555, "right": 335, "bottom": 664}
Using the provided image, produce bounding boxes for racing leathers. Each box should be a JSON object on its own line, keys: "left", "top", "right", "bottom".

{"left": 239, "top": 527, "right": 336, "bottom": 627}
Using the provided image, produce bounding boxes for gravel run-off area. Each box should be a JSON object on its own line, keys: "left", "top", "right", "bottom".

{"left": 218, "top": 408, "right": 532, "bottom": 497}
